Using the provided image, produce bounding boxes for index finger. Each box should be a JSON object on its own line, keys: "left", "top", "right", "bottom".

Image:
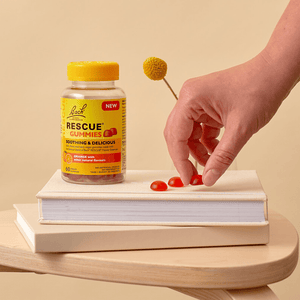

{"left": 164, "top": 105, "right": 198, "bottom": 185}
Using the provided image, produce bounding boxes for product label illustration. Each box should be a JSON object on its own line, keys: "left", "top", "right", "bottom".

{"left": 61, "top": 98, "right": 126, "bottom": 175}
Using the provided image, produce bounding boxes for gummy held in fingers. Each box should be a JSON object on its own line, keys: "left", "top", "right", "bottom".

{"left": 190, "top": 174, "right": 203, "bottom": 185}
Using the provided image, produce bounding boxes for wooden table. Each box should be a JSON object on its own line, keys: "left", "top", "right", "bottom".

{"left": 0, "top": 209, "right": 298, "bottom": 299}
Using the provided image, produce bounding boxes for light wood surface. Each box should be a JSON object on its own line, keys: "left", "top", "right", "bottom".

{"left": 0, "top": 208, "right": 298, "bottom": 294}
{"left": 173, "top": 286, "right": 279, "bottom": 300}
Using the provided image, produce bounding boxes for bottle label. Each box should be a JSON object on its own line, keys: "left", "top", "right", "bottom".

{"left": 61, "top": 98, "right": 126, "bottom": 175}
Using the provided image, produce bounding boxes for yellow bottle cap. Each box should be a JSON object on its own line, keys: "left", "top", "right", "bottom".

{"left": 67, "top": 61, "right": 119, "bottom": 81}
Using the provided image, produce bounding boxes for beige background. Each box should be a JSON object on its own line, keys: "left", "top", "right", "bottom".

{"left": 0, "top": 0, "right": 299, "bottom": 299}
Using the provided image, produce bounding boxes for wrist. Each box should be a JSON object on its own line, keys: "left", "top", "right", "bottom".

{"left": 258, "top": 48, "right": 300, "bottom": 99}
{"left": 260, "top": 0, "right": 300, "bottom": 93}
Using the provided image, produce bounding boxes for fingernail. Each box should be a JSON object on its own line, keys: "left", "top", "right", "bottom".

{"left": 203, "top": 169, "right": 221, "bottom": 186}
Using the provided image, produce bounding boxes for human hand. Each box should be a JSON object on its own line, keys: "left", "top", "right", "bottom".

{"left": 164, "top": 52, "right": 291, "bottom": 186}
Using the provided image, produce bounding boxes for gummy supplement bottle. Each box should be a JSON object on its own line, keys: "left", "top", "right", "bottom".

{"left": 61, "top": 61, "right": 126, "bottom": 184}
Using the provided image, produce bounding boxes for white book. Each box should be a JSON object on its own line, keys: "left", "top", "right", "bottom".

{"left": 36, "top": 170, "right": 268, "bottom": 226}
{"left": 14, "top": 203, "right": 269, "bottom": 253}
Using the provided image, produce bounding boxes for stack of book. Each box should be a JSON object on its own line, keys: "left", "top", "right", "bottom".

{"left": 14, "top": 170, "right": 269, "bottom": 253}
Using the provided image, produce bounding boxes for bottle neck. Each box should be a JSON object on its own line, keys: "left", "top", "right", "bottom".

{"left": 71, "top": 81, "right": 115, "bottom": 89}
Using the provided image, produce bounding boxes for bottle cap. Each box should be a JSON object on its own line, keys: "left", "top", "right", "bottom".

{"left": 67, "top": 61, "right": 119, "bottom": 81}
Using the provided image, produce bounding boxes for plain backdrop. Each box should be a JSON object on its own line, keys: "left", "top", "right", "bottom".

{"left": 0, "top": 0, "right": 299, "bottom": 299}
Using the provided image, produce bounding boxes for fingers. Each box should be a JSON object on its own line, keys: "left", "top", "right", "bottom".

{"left": 164, "top": 104, "right": 222, "bottom": 185}
{"left": 201, "top": 124, "right": 221, "bottom": 154}
{"left": 164, "top": 106, "right": 196, "bottom": 185}
{"left": 202, "top": 121, "right": 252, "bottom": 186}
{"left": 188, "top": 122, "right": 210, "bottom": 166}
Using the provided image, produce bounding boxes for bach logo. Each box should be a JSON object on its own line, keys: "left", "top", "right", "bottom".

{"left": 67, "top": 104, "right": 87, "bottom": 120}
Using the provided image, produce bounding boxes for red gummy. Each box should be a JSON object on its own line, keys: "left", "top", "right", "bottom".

{"left": 190, "top": 174, "right": 203, "bottom": 185}
{"left": 87, "top": 175, "right": 105, "bottom": 182}
{"left": 168, "top": 176, "right": 184, "bottom": 187}
{"left": 150, "top": 180, "right": 168, "bottom": 191}
{"left": 103, "top": 129, "right": 113, "bottom": 137}
{"left": 64, "top": 173, "right": 83, "bottom": 181}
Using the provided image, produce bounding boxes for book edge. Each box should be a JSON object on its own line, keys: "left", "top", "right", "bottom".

{"left": 14, "top": 219, "right": 36, "bottom": 253}
{"left": 38, "top": 218, "right": 270, "bottom": 227}
{"left": 14, "top": 203, "right": 269, "bottom": 253}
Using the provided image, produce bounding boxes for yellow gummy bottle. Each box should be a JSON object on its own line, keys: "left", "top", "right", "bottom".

{"left": 61, "top": 61, "right": 126, "bottom": 185}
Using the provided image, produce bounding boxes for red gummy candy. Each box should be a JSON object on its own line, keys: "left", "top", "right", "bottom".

{"left": 150, "top": 180, "right": 168, "bottom": 191}
{"left": 64, "top": 173, "right": 83, "bottom": 181}
{"left": 168, "top": 176, "right": 184, "bottom": 187}
{"left": 190, "top": 174, "right": 203, "bottom": 185}
{"left": 87, "top": 175, "right": 105, "bottom": 182}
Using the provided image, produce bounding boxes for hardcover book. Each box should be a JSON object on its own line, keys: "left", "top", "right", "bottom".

{"left": 14, "top": 203, "right": 269, "bottom": 253}
{"left": 36, "top": 170, "right": 268, "bottom": 226}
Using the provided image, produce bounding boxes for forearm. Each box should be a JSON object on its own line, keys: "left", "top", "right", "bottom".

{"left": 262, "top": 0, "right": 300, "bottom": 90}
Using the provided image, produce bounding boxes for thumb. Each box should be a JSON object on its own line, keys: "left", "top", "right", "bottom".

{"left": 202, "top": 123, "right": 251, "bottom": 186}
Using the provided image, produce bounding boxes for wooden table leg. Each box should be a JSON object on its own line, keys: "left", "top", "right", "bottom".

{"left": 172, "top": 286, "right": 279, "bottom": 300}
